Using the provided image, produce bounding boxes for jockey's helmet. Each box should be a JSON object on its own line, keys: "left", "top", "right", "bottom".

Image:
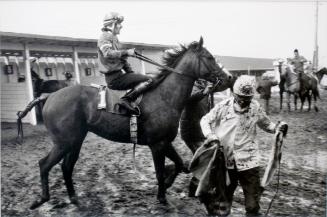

{"left": 233, "top": 75, "right": 256, "bottom": 96}
{"left": 103, "top": 12, "right": 124, "bottom": 27}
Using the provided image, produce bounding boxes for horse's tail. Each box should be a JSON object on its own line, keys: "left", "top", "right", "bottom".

{"left": 16, "top": 95, "right": 48, "bottom": 142}
{"left": 312, "top": 80, "right": 321, "bottom": 100}
{"left": 314, "top": 88, "right": 320, "bottom": 100}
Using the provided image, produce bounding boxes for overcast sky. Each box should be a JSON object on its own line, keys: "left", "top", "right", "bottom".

{"left": 0, "top": 0, "right": 326, "bottom": 67}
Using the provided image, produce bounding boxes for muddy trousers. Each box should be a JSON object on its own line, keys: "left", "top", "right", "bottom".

{"left": 226, "top": 167, "right": 263, "bottom": 216}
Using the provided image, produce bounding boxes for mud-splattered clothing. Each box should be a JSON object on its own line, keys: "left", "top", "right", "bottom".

{"left": 200, "top": 97, "right": 276, "bottom": 171}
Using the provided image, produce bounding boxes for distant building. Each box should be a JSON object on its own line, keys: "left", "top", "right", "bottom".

{"left": 215, "top": 55, "right": 274, "bottom": 77}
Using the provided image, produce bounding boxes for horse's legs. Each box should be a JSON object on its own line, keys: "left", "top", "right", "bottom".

{"left": 30, "top": 146, "right": 67, "bottom": 209}
{"left": 264, "top": 99, "right": 269, "bottom": 115}
{"left": 150, "top": 142, "right": 167, "bottom": 204}
{"left": 287, "top": 92, "right": 291, "bottom": 111}
{"left": 313, "top": 90, "right": 319, "bottom": 112}
{"left": 61, "top": 143, "right": 83, "bottom": 204}
{"left": 307, "top": 93, "right": 312, "bottom": 112}
{"left": 164, "top": 143, "right": 189, "bottom": 189}
{"left": 294, "top": 94, "right": 298, "bottom": 110}
{"left": 280, "top": 91, "right": 283, "bottom": 110}
{"left": 149, "top": 142, "right": 167, "bottom": 204}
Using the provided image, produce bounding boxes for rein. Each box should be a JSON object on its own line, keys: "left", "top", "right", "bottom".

{"left": 264, "top": 125, "right": 287, "bottom": 216}
{"left": 133, "top": 52, "right": 222, "bottom": 88}
{"left": 133, "top": 52, "right": 196, "bottom": 80}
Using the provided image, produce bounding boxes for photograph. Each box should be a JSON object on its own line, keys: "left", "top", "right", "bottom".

{"left": 1, "top": 0, "right": 326, "bottom": 216}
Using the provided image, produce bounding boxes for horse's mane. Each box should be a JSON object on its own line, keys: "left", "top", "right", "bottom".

{"left": 160, "top": 41, "right": 200, "bottom": 74}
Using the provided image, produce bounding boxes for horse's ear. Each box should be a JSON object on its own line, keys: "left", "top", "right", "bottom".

{"left": 197, "top": 36, "right": 204, "bottom": 50}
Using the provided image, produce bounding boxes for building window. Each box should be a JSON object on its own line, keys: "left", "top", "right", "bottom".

{"left": 4, "top": 65, "right": 14, "bottom": 75}
{"left": 85, "top": 68, "right": 92, "bottom": 76}
{"left": 45, "top": 68, "right": 53, "bottom": 77}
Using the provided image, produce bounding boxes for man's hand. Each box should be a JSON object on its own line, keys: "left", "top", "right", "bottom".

{"left": 206, "top": 133, "right": 219, "bottom": 143}
{"left": 127, "top": 48, "right": 136, "bottom": 56}
{"left": 202, "top": 83, "right": 214, "bottom": 95}
{"left": 278, "top": 122, "right": 288, "bottom": 137}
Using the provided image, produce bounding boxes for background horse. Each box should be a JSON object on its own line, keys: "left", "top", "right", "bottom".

{"left": 31, "top": 70, "right": 74, "bottom": 97}
{"left": 29, "top": 38, "right": 232, "bottom": 209}
{"left": 276, "top": 60, "right": 287, "bottom": 110}
{"left": 315, "top": 67, "right": 327, "bottom": 84}
{"left": 281, "top": 63, "right": 319, "bottom": 111}
{"left": 17, "top": 70, "right": 74, "bottom": 140}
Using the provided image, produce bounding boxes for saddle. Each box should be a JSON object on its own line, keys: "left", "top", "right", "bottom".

{"left": 91, "top": 84, "right": 141, "bottom": 144}
{"left": 91, "top": 84, "right": 143, "bottom": 116}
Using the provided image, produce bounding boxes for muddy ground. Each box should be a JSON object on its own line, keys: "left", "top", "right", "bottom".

{"left": 1, "top": 90, "right": 327, "bottom": 217}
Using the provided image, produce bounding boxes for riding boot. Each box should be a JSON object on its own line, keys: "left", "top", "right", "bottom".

{"left": 17, "top": 97, "right": 42, "bottom": 119}
{"left": 118, "top": 78, "right": 153, "bottom": 114}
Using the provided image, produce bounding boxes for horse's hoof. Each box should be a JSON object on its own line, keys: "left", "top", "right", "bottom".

{"left": 30, "top": 197, "right": 49, "bottom": 210}
{"left": 158, "top": 197, "right": 167, "bottom": 204}
{"left": 70, "top": 195, "right": 79, "bottom": 205}
{"left": 314, "top": 106, "right": 319, "bottom": 112}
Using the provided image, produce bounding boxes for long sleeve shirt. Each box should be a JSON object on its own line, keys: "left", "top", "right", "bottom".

{"left": 200, "top": 97, "right": 276, "bottom": 171}
{"left": 289, "top": 56, "right": 307, "bottom": 73}
{"left": 97, "top": 31, "right": 129, "bottom": 73}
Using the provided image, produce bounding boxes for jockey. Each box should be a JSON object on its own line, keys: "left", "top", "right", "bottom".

{"left": 200, "top": 75, "right": 287, "bottom": 216}
{"left": 97, "top": 12, "right": 154, "bottom": 114}
{"left": 289, "top": 49, "right": 307, "bottom": 74}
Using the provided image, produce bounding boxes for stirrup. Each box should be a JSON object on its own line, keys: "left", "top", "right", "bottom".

{"left": 117, "top": 101, "right": 140, "bottom": 116}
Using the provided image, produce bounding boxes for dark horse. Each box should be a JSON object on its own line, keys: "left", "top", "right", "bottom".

{"left": 180, "top": 75, "right": 236, "bottom": 215}
{"left": 17, "top": 70, "right": 74, "bottom": 139}
{"left": 29, "top": 38, "right": 232, "bottom": 209}
{"left": 31, "top": 69, "right": 74, "bottom": 97}
{"left": 316, "top": 67, "right": 327, "bottom": 84}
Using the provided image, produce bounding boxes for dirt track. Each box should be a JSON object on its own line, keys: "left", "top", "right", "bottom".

{"left": 1, "top": 90, "right": 327, "bottom": 217}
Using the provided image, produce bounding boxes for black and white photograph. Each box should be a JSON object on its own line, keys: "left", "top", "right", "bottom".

{"left": 1, "top": 0, "right": 327, "bottom": 216}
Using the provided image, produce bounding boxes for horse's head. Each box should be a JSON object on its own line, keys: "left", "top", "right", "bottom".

{"left": 165, "top": 37, "right": 232, "bottom": 85}
{"left": 31, "top": 69, "right": 41, "bottom": 82}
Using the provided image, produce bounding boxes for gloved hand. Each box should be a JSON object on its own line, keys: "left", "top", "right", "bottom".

{"left": 278, "top": 122, "right": 288, "bottom": 137}
{"left": 126, "top": 48, "right": 136, "bottom": 56}
{"left": 206, "top": 133, "right": 219, "bottom": 145}
{"left": 202, "top": 83, "right": 214, "bottom": 95}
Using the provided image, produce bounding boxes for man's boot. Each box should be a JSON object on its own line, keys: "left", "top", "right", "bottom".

{"left": 118, "top": 79, "right": 153, "bottom": 114}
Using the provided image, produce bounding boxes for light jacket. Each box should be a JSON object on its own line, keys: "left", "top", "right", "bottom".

{"left": 200, "top": 97, "right": 276, "bottom": 171}
{"left": 97, "top": 30, "right": 129, "bottom": 73}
